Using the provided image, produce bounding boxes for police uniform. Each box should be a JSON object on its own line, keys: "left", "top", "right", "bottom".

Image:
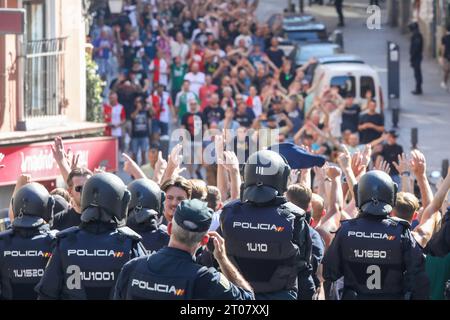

{"left": 322, "top": 171, "right": 429, "bottom": 300}
{"left": 114, "top": 199, "right": 254, "bottom": 300}
{"left": 0, "top": 183, "right": 56, "bottom": 299}
{"left": 35, "top": 173, "right": 147, "bottom": 300}
{"left": 219, "top": 150, "right": 313, "bottom": 300}
{"left": 126, "top": 179, "right": 169, "bottom": 255}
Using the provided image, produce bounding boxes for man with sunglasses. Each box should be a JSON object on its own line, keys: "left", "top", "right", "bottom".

{"left": 51, "top": 168, "right": 93, "bottom": 231}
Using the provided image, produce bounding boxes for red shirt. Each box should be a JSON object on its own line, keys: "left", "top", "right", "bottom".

{"left": 199, "top": 84, "right": 218, "bottom": 111}
{"left": 103, "top": 104, "right": 112, "bottom": 136}
{"left": 187, "top": 49, "right": 205, "bottom": 72}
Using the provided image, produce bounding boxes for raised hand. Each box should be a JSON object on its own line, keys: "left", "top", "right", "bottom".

{"left": 374, "top": 156, "right": 391, "bottom": 175}
{"left": 392, "top": 153, "right": 410, "bottom": 175}
{"left": 51, "top": 136, "right": 66, "bottom": 163}
{"left": 410, "top": 149, "right": 426, "bottom": 177}
{"left": 16, "top": 174, "right": 32, "bottom": 189}
{"left": 167, "top": 143, "right": 183, "bottom": 169}
{"left": 326, "top": 164, "right": 342, "bottom": 180}
{"left": 222, "top": 151, "right": 240, "bottom": 173}
{"left": 361, "top": 144, "right": 372, "bottom": 167}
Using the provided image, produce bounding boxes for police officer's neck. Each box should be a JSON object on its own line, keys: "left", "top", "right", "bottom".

{"left": 168, "top": 239, "right": 198, "bottom": 257}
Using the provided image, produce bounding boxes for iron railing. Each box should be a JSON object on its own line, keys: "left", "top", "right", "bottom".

{"left": 24, "top": 37, "right": 67, "bottom": 118}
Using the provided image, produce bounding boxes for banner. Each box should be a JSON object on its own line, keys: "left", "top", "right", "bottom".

{"left": 0, "top": 137, "right": 118, "bottom": 186}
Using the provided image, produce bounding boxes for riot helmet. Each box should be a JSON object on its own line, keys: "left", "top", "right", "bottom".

{"left": 80, "top": 173, "right": 131, "bottom": 223}
{"left": 355, "top": 170, "right": 397, "bottom": 216}
{"left": 242, "top": 150, "right": 291, "bottom": 204}
{"left": 127, "top": 179, "right": 164, "bottom": 225}
{"left": 11, "top": 183, "right": 54, "bottom": 228}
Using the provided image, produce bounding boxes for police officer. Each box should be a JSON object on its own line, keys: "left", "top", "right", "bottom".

{"left": 0, "top": 183, "right": 56, "bottom": 299}
{"left": 219, "top": 150, "right": 313, "bottom": 300}
{"left": 322, "top": 170, "right": 429, "bottom": 299}
{"left": 35, "top": 173, "right": 147, "bottom": 299}
{"left": 127, "top": 179, "right": 169, "bottom": 254}
{"left": 114, "top": 199, "right": 254, "bottom": 300}
{"left": 409, "top": 22, "right": 424, "bottom": 95}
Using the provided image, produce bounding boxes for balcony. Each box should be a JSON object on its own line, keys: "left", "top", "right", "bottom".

{"left": 18, "top": 37, "right": 68, "bottom": 130}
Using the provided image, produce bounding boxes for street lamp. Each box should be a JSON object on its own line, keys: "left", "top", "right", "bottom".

{"left": 109, "top": 0, "right": 123, "bottom": 15}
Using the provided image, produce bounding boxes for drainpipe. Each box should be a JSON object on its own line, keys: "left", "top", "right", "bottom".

{"left": 0, "top": 0, "right": 7, "bottom": 129}
{"left": 16, "top": 0, "right": 26, "bottom": 131}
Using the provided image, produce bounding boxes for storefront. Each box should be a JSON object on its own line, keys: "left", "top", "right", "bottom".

{"left": 0, "top": 136, "right": 118, "bottom": 210}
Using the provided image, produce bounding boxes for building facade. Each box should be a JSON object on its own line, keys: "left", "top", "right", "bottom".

{"left": 0, "top": 0, "right": 114, "bottom": 211}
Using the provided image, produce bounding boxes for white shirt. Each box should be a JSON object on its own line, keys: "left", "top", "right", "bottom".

{"left": 329, "top": 108, "right": 343, "bottom": 138}
{"left": 184, "top": 72, "right": 205, "bottom": 96}
{"left": 234, "top": 35, "right": 253, "bottom": 49}
{"left": 111, "top": 104, "right": 124, "bottom": 137}
{"left": 170, "top": 40, "right": 189, "bottom": 63}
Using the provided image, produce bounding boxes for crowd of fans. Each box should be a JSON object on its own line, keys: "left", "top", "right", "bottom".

{"left": 1, "top": 0, "right": 448, "bottom": 301}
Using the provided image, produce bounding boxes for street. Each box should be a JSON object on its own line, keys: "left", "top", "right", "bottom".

{"left": 258, "top": 1, "right": 450, "bottom": 175}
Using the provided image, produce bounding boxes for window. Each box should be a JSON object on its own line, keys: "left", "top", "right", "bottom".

{"left": 330, "top": 76, "right": 356, "bottom": 97}
{"left": 360, "top": 76, "right": 376, "bottom": 98}
{"left": 23, "top": 0, "right": 65, "bottom": 119}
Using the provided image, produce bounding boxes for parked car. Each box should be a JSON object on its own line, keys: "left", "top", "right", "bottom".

{"left": 309, "top": 62, "right": 384, "bottom": 112}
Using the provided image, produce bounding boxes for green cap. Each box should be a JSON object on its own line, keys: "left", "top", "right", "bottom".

{"left": 174, "top": 199, "right": 212, "bottom": 232}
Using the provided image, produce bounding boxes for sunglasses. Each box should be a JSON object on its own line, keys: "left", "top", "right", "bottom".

{"left": 74, "top": 186, "right": 83, "bottom": 193}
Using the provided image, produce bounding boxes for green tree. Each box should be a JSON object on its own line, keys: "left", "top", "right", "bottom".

{"left": 85, "top": 52, "right": 104, "bottom": 123}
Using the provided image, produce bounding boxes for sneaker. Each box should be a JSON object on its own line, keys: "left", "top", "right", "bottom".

{"left": 411, "top": 90, "right": 423, "bottom": 95}
{"left": 441, "top": 82, "right": 448, "bottom": 90}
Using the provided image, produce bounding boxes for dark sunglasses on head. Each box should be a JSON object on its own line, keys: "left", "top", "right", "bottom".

{"left": 75, "top": 186, "right": 83, "bottom": 193}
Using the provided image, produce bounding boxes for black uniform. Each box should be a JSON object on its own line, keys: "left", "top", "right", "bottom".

{"left": 410, "top": 23, "right": 423, "bottom": 94}
{"left": 114, "top": 247, "right": 253, "bottom": 300}
{"left": 0, "top": 224, "right": 56, "bottom": 299}
{"left": 219, "top": 198, "right": 312, "bottom": 300}
{"left": 127, "top": 222, "right": 169, "bottom": 255}
{"left": 323, "top": 215, "right": 429, "bottom": 299}
{"left": 114, "top": 199, "right": 254, "bottom": 300}
{"left": 424, "top": 207, "right": 450, "bottom": 257}
{"left": 1, "top": 182, "right": 56, "bottom": 299}
{"left": 322, "top": 170, "right": 429, "bottom": 299}
{"left": 35, "top": 173, "right": 147, "bottom": 299}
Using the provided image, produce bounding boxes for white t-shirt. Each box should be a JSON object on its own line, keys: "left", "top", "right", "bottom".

{"left": 111, "top": 103, "right": 125, "bottom": 137}
{"left": 184, "top": 72, "right": 205, "bottom": 96}
{"left": 329, "top": 109, "right": 343, "bottom": 138}
{"left": 170, "top": 40, "right": 189, "bottom": 63}
{"left": 234, "top": 35, "right": 253, "bottom": 49}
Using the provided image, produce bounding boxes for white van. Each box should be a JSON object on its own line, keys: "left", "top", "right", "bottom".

{"left": 310, "top": 62, "right": 384, "bottom": 112}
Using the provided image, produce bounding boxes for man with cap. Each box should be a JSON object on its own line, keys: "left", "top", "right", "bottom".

{"left": 322, "top": 170, "right": 429, "bottom": 299}
{"left": 126, "top": 179, "right": 169, "bottom": 254}
{"left": 218, "top": 150, "right": 313, "bottom": 300}
{"left": 0, "top": 183, "right": 57, "bottom": 299}
{"left": 35, "top": 173, "right": 146, "bottom": 299}
{"left": 114, "top": 199, "right": 254, "bottom": 300}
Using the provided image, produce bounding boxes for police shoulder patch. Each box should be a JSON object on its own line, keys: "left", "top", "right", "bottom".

{"left": 217, "top": 272, "right": 231, "bottom": 290}
{"left": 55, "top": 226, "right": 80, "bottom": 239}
{"left": 117, "top": 226, "right": 142, "bottom": 241}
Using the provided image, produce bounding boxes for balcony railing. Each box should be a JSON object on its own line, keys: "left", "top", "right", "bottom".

{"left": 24, "top": 37, "right": 67, "bottom": 119}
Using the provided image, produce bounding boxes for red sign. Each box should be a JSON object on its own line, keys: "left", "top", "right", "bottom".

{"left": 0, "top": 137, "right": 118, "bottom": 186}
{"left": 0, "top": 9, "right": 25, "bottom": 35}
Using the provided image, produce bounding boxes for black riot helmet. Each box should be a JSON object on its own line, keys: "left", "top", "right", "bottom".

{"left": 127, "top": 179, "right": 165, "bottom": 224}
{"left": 242, "top": 150, "right": 291, "bottom": 204}
{"left": 355, "top": 170, "right": 398, "bottom": 216}
{"left": 80, "top": 172, "right": 131, "bottom": 223}
{"left": 11, "top": 183, "right": 55, "bottom": 228}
